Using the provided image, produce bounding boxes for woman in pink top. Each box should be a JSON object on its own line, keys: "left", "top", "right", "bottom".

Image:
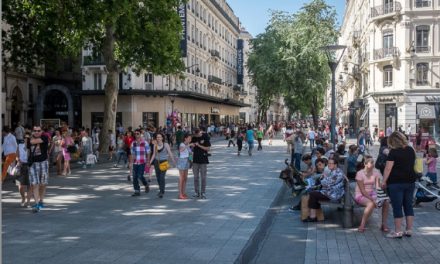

{"left": 425, "top": 148, "right": 438, "bottom": 187}
{"left": 61, "top": 131, "right": 74, "bottom": 176}
{"left": 355, "top": 155, "right": 389, "bottom": 233}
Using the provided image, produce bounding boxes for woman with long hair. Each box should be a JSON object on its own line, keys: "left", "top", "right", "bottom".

{"left": 61, "top": 131, "right": 74, "bottom": 175}
{"left": 382, "top": 131, "right": 416, "bottom": 238}
{"left": 149, "top": 132, "right": 175, "bottom": 198}
{"left": 177, "top": 134, "right": 192, "bottom": 199}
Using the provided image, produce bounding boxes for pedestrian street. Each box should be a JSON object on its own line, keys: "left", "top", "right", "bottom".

{"left": 2, "top": 138, "right": 287, "bottom": 264}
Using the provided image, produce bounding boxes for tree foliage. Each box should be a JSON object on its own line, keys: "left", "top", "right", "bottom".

{"left": 3, "top": 0, "right": 185, "bottom": 150}
{"left": 246, "top": 0, "right": 339, "bottom": 126}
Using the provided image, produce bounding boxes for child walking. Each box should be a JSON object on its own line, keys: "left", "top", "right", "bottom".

{"left": 425, "top": 148, "right": 438, "bottom": 188}
{"left": 236, "top": 130, "right": 244, "bottom": 156}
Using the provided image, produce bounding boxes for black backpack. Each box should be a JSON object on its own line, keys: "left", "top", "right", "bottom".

{"left": 375, "top": 147, "right": 387, "bottom": 172}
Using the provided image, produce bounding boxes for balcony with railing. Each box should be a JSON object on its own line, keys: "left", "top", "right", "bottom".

{"left": 416, "top": 46, "right": 431, "bottom": 53}
{"left": 210, "top": 49, "right": 221, "bottom": 59}
{"left": 83, "top": 55, "right": 105, "bottom": 66}
{"left": 208, "top": 75, "right": 222, "bottom": 85}
{"left": 233, "top": 85, "right": 241, "bottom": 92}
{"left": 370, "top": 1, "right": 401, "bottom": 21}
{"left": 373, "top": 47, "right": 399, "bottom": 60}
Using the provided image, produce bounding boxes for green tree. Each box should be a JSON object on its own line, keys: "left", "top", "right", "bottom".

{"left": 3, "top": 0, "right": 184, "bottom": 150}
{"left": 247, "top": 0, "right": 338, "bottom": 126}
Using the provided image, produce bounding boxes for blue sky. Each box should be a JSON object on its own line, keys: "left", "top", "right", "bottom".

{"left": 228, "top": 0, "right": 345, "bottom": 37}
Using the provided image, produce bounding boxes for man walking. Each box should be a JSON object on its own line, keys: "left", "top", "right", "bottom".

{"left": 191, "top": 128, "right": 211, "bottom": 199}
{"left": 2, "top": 127, "right": 18, "bottom": 182}
{"left": 130, "top": 129, "right": 150, "bottom": 196}
{"left": 28, "top": 126, "right": 49, "bottom": 212}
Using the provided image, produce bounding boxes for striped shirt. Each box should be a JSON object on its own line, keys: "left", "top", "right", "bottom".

{"left": 131, "top": 140, "right": 149, "bottom": 165}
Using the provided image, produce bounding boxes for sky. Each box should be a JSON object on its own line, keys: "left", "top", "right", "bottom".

{"left": 227, "top": 0, "right": 346, "bottom": 37}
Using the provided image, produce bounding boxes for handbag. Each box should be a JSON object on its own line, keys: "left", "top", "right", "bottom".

{"left": 414, "top": 152, "right": 424, "bottom": 174}
{"left": 159, "top": 160, "right": 169, "bottom": 171}
{"left": 375, "top": 188, "right": 389, "bottom": 208}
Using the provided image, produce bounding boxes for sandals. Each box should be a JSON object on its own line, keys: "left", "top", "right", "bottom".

{"left": 403, "top": 230, "right": 413, "bottom": 237}
{"left": 386, "top": 231, "right": 403, "bottom": 239}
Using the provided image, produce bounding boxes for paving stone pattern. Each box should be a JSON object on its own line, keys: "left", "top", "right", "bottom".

{"left": 2, "top": 138, "right": 287, "bottom": 264}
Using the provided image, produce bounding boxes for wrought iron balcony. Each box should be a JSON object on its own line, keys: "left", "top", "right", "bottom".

{"left": 208, "top": 75, "right": 222, "bottom": 85}
{"left": 233, "top": 85, "right": 241, "bottom": 92}
{"left": 415, "top": 46, "right": 431, "bottom": 53}
{"left": 83, "top": 55, "right": 105, "bottom": 66}
{"left": 373, "top": 47, "right": 399, "bottom": 60}
{"left": 371, "top": 1, "right": 401, "bottom": 18}
{"left": 210, "top": 49, "right": 220, "bottom": 59}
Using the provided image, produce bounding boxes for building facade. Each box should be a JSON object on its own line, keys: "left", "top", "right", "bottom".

{"left": 337, "top": 0, "right": 440, "bottom": 144}
{"left": 81, "top": 0, "right": 247, "bottom": 130}
{"left": 239, "top": 28, "right": 258, "bottom": 123}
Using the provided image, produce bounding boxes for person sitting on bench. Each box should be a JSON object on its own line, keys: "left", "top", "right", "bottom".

{"left": 303, "top": 156, "right": 345, "bottom": 222}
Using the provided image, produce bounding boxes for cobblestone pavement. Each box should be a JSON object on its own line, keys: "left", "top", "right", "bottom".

{"left": 252, "top": 139, "right": 440, "bottom": 264}
{"left": 2, "top": 138, "right": 286, "bottom": 264}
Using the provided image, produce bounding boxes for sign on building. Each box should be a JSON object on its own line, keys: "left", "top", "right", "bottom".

{"left": 237, "top": 39, "right": 244, "bottom": 85}
{"left": 178, "top": 3, "right": 187, "bottom": 57}
{"left": 417, "top": 104, "right": 436, "bottom": 119}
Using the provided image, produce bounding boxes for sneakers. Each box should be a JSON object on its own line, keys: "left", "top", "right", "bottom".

{"left": 289, "top": 205, "right": 301, "bottom": 211}
{"left": 131, "top": 192, "right": 140, "bottom": 197}
{"left": 192, "top": 193, "right": 200, "bottom": 198}
{"left": 32, "top": 203, "right": 42, "bottom": 212}
{"left": 157, "top": 192, "right": 164, "bottom": 198}
{"left": 144, "top": 185, "right": 150, "bottom": 193}
{"left": 38, "top": 201, "right": 44, "bottom": 208}
{"left": 200, "top": 193, "right": 206, "bottom": 199}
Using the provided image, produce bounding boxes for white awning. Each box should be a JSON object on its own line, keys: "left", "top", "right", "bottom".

{"left": 360, "top": 108, "right": 369, "bottom": 121}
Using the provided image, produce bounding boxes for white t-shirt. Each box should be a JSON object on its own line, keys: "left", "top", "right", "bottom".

{"left": 308, "top": 130, "right": 315, "bottom": 139}
{"left": 179, "top": 143, "right": 190, "bottom": 158}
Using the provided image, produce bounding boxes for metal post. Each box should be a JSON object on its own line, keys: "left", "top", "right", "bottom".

{"left": 330, "top": 62, "right": 337, "bottom": 151}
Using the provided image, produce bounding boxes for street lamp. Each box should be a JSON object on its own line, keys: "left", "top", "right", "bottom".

{"left": 320, "top": 44, "right": 346, "bottom": 150}
{"left": 168, "top": 88, "right": 178, "bottom": 115}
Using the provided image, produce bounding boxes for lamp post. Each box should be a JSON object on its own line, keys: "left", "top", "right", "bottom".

{"left": 168, "top": 88, "right": 178, "bottom": 127}
{"left": 320, "top": 44, "right": 346, "bottom": 150}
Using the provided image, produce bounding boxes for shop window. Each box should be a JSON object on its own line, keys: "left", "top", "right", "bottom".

{"left": 142, "top": 112, "right": 158, "bottom": 128}
{"left": 416, "top": 63, "right": 429, "bottom": 85}
{"left": 415, "top": 0, "right": 431, "bottom": 8}
{"left": 383, "top": 65, "right": 393, "bottom": 86}
{"left": 91, "top": 112, "right": 122, "bottom": 129}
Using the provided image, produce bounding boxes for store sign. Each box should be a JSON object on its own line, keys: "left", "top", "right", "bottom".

{"left": 417, "top": 104, "right": 436, "bottom": 119}
{"left": 178, "top": 3, "right": 187, "bottom": 57}
{"left": 425, "top": 96, "right": 440, "bottom": 102}
{"left": 237, "top": 39, "right": 244, "bottom": 85}
{"left": 211, "top": 107, "right": 220, "bottom": 114}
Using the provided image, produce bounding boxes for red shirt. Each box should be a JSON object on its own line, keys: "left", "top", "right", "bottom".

{"left": 124, "top": 135, "right": 134, "bottom": 151}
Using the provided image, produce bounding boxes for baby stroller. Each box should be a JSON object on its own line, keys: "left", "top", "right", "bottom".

{"left": 413, "top": 175, "right": 440, "bottom": 210}
{"left": 279, "top": 159, "right": 306, "bottom": 196}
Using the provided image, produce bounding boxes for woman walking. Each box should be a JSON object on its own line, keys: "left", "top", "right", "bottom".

{"left": 382, "top": 131, "right": 416, "bottom": 238}
{"left": 150, "top": 132, "right": 175, "bottom": 198}
{"left": 177, "top": 134, "right": 192, "bottom": 199}
{"left": 61, "top": 131, "right": 74, "bottom": 175}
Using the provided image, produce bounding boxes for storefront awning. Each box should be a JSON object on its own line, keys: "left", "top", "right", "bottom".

{"left": 359, "top": 108, "right": 369, "bottom": 121}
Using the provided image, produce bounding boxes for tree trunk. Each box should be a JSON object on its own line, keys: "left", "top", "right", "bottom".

{"left": 98, "top": 25, "right": 118, "bottom": 153}
{"left": 311, "top": 97, "right": 319, "bottom": 129}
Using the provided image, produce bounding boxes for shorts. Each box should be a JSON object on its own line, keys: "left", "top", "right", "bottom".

{"left": 15, "top": 163, "right": 30, "bottom": 186}
{"left": 177, "top": 157, "right": 190, "bottom": 170}
{"left": 355, "top": 191, "right": 376, "bottom": 205}
{"left": 29, "top": 160, "right": 49, "bottom": 185}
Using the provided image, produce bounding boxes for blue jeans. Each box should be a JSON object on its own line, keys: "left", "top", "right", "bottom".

{"left": 387, "top": 183, "right": 415, "bottom": 218}
{"left": 116, "top": 151, "right": 127, "bottom": 165}
{"left": 154, "top": 160, "right": 167, "bottom": 194}
{"left": 294, "top": 153, "right": 302, "bottom": 171}
{"left": 309, "top": 139, "right": 315, "bottom": 149}
{"left": 132, "top": 164, "right": 148, "bottom": 192}
{"left": 426, "top": 172, "right": 437, "bottom": 184}
{"left": 248, "top": 140, "right": 254, "bottom": 153}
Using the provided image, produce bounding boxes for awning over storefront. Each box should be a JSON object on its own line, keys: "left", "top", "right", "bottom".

{"left": 359, "top": 108, "right": 369, "bottom": 121}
